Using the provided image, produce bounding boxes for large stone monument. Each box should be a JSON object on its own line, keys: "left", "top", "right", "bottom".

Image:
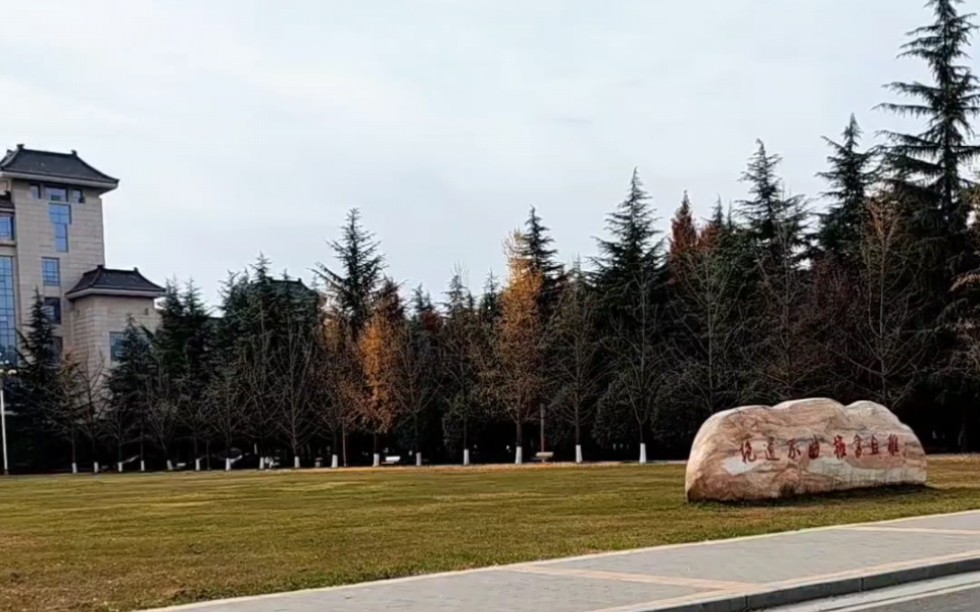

{"left": 685, "top": 398, "right": 927, "bottom": 502}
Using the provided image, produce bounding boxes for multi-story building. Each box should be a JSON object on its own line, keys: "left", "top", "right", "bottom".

{"left": 0, "top": 144, "right": 164, "bottom": 371}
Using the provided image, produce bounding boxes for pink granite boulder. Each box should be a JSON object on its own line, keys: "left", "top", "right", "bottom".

{"left": 685, "top": 398, "right": 927, "bottom": 502}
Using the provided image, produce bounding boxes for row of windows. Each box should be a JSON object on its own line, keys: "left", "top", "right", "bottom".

{"left": 0, "top": 256, "right": 16, "bottom": 363}
{"left": 29, "top": 184, "right": 84, "bottom": 204}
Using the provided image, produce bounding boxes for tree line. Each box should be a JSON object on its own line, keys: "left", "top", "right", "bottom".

{"left": 6, "top": 0, "right": 980, "bottom": 472}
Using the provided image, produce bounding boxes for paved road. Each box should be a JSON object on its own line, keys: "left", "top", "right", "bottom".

{"left": 769, "top": 571, "right": 980, "bottom": 611}
{"left": 148, "top": 510, "right": 980, "bottom": 612}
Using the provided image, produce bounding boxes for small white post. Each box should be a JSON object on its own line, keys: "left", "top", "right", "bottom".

{"left": 416, "top": 452, "right": 422, "bottom": 467}
{"left": 639, "top": 443, "right": 648, "bottom": 465}
{"left": 463, "top": 448, "right": 470, "bottom": 466}
{"left": 117, "top": 461, "right": 123, "bottom": 473}
{"left": 575, "top": 444, "right": 583, "bottom": 464}
{"left": 71, "top": 462, "right": 78, "bottom": 475}
{"left": 515, "top": 446, "right": 523, "bottom": 465}
{"left": 331, "top": 454, "right": 339, "bottom": 469}
{"left": 93, "top": 461, "right": 100, "bottom": 474}
{"left": 195, "top": 458, "right": 201, "bottom": 472}
{"left": 140, "top": 460, "right": 146, "bottom": 473}
{"left": 224, "top": 457, "right": 231, "bottom": 471}
{"left": 293, "top": 456, "right": 300, "bottom": 469}
{"left": 372, "top": 453, "right": 380, "bottom": 467}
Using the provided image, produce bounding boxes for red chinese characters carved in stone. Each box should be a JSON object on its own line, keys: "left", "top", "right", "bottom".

{"left": 887, "top": 434, "right": 901, "bottom": 456}
{"left": 833, "top": 435, "right": 847, "bottom": 459}
{"left": 788, "top": 438, "right": 800, "bottom": 460}
{"left": 853, "top": 435, "right": 863, "bottom": 458}
{"left": 765, "top": 437, "right": 778, "bottom": 461}
{"left": 741, "top": 440, "right": 756, "bottom": 463}
{"left": 870, "top": 434, "right": 880, "bottom": 456}
{"left": 808, "top": 437, "right": 820, "bottom": 459}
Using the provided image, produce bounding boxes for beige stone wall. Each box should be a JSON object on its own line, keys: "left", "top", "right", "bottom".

{"left": 7, "top": 179, "right": 107, "bottom": 352}
{"left": 69, "top": 295, "right": 160, "bottom": 376}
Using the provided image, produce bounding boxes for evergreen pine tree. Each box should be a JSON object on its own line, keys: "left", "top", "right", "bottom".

{"left": 594, "top": 169, "right": 661, "bottom": 302}
{"left": 738, "top": 140, "right": 808, "bottom": 262}
{"left": 879, "top": 0, "right": 980, "bottom": 230}
{"left": 519, "top": 206, "right": 565, "bottom": 317}
{"left": 105, "top": 320, "right": 155, "bottom": 469}
{"left": 16, "top": 291, "right": 63, "bottom": 466}
{"left": 316, "top": 208, "right": 385, "bottom": 338}
{"left": 817, "top": 115, "right": 879, "bottom": 258}
{"left": 592, "top": 169, "right": 666, "bottom": 461}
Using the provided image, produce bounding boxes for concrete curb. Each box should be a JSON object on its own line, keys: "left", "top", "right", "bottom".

{"left": 650, "top": 556, "right": 980, "bottom": 611}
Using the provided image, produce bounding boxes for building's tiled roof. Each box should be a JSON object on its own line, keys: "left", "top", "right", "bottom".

{"left": 65, "top": 266, "right": 165, "bottom": 300}
{"left": 0, "top": 145, "right": 118, "bottom": 187}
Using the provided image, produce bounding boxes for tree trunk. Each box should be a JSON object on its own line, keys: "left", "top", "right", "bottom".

{"left": 539, "top": 403, "right": 546, "bottom": 453}
{"left": 70, "top": 432, "right": 78, "bottom": 474}
{"left": 515, "top": 420, "right": 523, "bottom": 464}
{"left": 372, "top": 432, "right": 380, "bottom": 467}
{"left": 342, "top": 426, "right": 348, "bottom": 467}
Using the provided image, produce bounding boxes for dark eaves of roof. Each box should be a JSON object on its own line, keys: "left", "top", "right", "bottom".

{"left": 65, "top": 265, "right": 165, "bottom": 301}
{"left": 0, "top": 144, "right": 119, "bottom": 188}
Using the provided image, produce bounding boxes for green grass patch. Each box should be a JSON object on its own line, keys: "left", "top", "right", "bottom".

{"left": 1, "top": 456, "right": 979, "bottom": 611}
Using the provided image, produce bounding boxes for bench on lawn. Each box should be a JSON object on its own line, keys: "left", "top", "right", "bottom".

{"left": 383, "top": 455, "right": 401, "bottom": 465}
{"left": 533, "top": 452, "right": 555, "bottom": 463}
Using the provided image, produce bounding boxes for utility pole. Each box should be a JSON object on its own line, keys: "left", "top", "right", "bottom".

{"left": 0, "top": 362, "right": 18, "bottom": 476}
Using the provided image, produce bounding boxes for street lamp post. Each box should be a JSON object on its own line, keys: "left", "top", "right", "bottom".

{"left": 0, "top": 363, "right": 17, "bottom": 476}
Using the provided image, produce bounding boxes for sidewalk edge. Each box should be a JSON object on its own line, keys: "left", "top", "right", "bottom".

{"left": 650, "top": 556, "right": 980, "bottom": 612}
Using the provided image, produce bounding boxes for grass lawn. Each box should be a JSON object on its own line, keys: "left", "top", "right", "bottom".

{"left": 1, "top": 456, "right": 979, "bottom": 612}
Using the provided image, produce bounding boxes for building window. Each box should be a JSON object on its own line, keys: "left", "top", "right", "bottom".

{"left": 29, "top": 184, "right": 41, "bottom": 199}
{"left": 0, "top": 214, "right": 14, "bottom": 241}
{"left": 69, "top": 189, "right": 84, "bottom": 204}
{"left": 49, "top": 203, "right": 70, "bottom": 252}
{"left": 109, "top": 332, "right": 126, "bottom": 362}
{"left": 45, "top": 186, "right": 67, "bottom": 202}
{"left": 42, "top": 297, "right": 62, "bottom": 325}
{"left": 0, "top": 256, "right": 17, "bottom": 364}
{"left": 42, "top": 258, "right": 60, "bottom": 287}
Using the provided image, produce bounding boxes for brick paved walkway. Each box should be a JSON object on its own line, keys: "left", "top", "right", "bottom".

{"left": 147, "top": 510, "right": 980, "bottom": 612}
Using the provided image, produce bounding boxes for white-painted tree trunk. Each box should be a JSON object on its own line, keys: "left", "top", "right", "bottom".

{"left": 575, "top": 444, "right": 583, "bottom": 464}
{"left": 166, "top": 459, "right": 174, "bottom": 471}
{"left": 224, "top": 457, "right": 231, "bottom": 471}
{"left": 416, "top": 452, "right": 422, "bottom": 467}
{"left": 195, "top": 458, "right": 201, "bottom": 472}
{"left": 515, "top": 446, "right": 523, "bottom": 465}
{"left": 639, "top": 443, "right": 648, "bottom": 464}
{"left": 117, "top": 462, "right": 123, "bottom": 473}
{"left": 140, "top": 460, "right": 146, "bottom": 473}
{"left": 463, "top": 449, "right": 470, "bottom": 466}
{"left": 71, "top": 462, "right": 78, "bottom": 475}
{"left": 331, "top": 454, "right": 339, "bottom": 469}
{"left": 294, "top": 456, "right": 301, "bottom": 469}
{"left": 93, "top": 461, "right": 99, "bottom": 474}
{"left": 372, "top": 453, "right": 380, "bottom": 467}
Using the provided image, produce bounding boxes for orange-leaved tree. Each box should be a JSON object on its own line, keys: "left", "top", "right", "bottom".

{"left": 359, "top": 279, "right": 407, "bottom": 464}
{"left": 487, "top": 232, "right": 546, "bottom": 463}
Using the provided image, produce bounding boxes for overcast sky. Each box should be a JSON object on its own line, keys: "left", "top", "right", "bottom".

{"left": 0, "top": 0, "right": 939, "bottom": 307}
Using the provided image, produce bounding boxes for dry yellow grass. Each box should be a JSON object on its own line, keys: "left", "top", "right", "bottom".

{"left": 1, "top": 456, "right": 979, "bottom": 611}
